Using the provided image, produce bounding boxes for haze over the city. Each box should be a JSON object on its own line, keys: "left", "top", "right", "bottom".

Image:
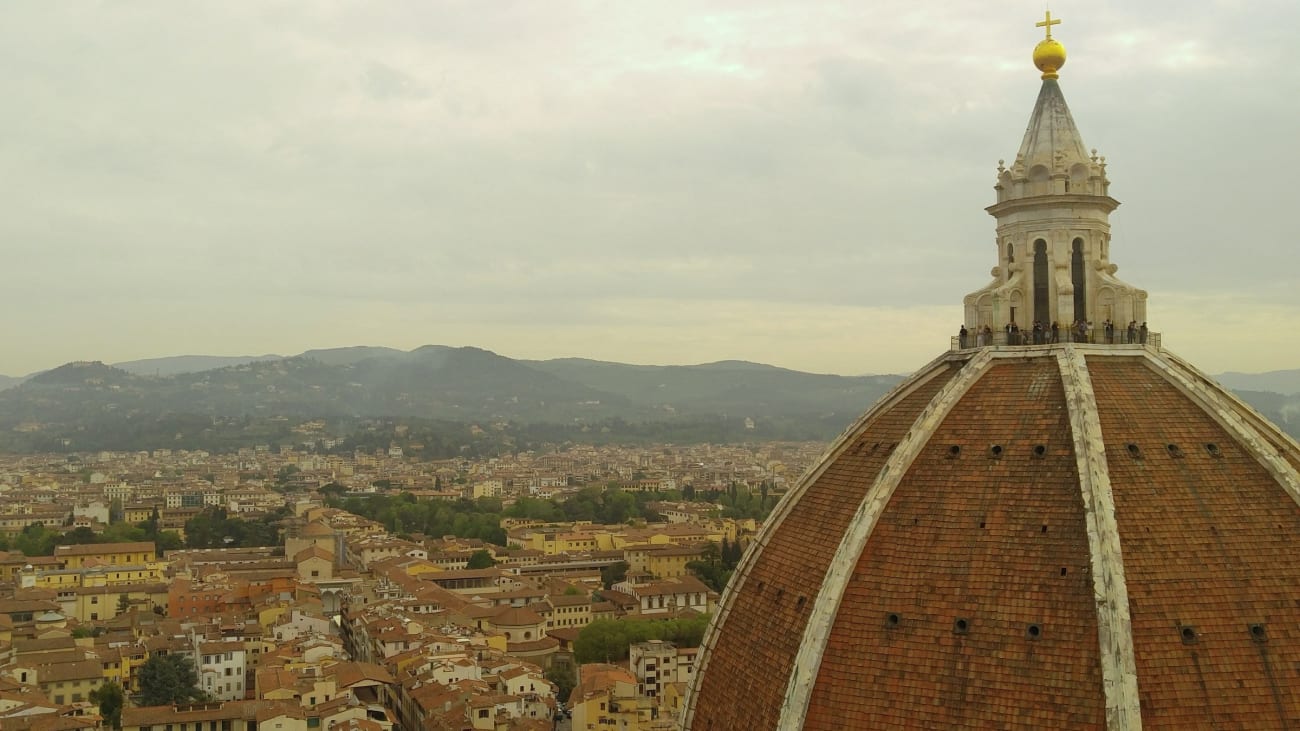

{"left": 3, "top": 1, "right": 1297, "bottom": 378}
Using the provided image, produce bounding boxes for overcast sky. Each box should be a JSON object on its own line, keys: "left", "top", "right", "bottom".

{"left": 2, "top": 1, "right": 1297, "bottom": 377}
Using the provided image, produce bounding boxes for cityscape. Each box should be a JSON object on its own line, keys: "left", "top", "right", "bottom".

{"left": 0, "top": 438, "right": 817, "bottom": 730}
{"left": 3, "top": 3, "right": 1300, "bottom": 731}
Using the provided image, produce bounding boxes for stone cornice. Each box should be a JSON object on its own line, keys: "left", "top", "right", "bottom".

{"left": 986, "top": 194, "right": 1120, "bottom": 218}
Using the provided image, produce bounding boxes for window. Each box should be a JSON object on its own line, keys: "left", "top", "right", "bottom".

{"left": 307, "top": 719, "right": 320, "bottom": 729}
{"left": 478, "top": 710, "right": 489, "bottom": 719}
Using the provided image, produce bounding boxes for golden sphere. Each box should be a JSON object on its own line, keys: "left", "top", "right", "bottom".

{"left": 1033, "top": 38, "right": 1067, "bottom": 79}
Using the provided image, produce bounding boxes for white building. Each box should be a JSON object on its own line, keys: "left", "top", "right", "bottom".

{"left": 196, "top": 639, "right": 248, "bottom": 701}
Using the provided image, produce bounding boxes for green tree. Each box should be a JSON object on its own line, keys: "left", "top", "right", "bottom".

{"left": 686, "top": 541, "right": 732, "bottom": 593}
{"left": 156, "top": 531, "right": 184, "bottom": 552}
{"left": 140, "top": 506, "right": 161, "bottom": 539}
{"left": 62, "top": 526, "right": 100, "bottom": 545}
{"left": 466, "top": 549, "right": 496, "bottom": 570}
{"left": 136, "top": 654, "right": 205, "bottom": 706}
{"left": 601, "top": 561, "right": 629, "bottom": 590}
{"left": 16, "top": 523, "right": 57, "bottom": 556}
{"left": 91, "top": 681, "right": 125, "bottom": 729}
{"left": 545, "top": 662, "right": 577, "bottom": 703}
{"left": 117, "top": 594, "right": 131, "bottom": 614}
{"left": 100, "top": 522, "right": 147, "bottom": 543}
{"left": 574, "top": 616, "right": 712, "bottom": 664}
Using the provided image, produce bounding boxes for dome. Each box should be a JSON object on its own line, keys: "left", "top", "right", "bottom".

{"left": 1034, "top": 38, "right": 1067, "bottom": 79}
{"left": 683, "top": 345, "right": 1300, "bottom": 728}
{"left": 682, "top": 15, "right": 1300, "bottom": 729}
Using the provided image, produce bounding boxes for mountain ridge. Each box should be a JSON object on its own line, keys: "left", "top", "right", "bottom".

{"left": 0, "top": 346, "right": 1296, "bottom": 453}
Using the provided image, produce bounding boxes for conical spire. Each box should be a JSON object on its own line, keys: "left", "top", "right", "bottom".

{"left": 1014, "top": 79, "right": 1092, "bottom": 172}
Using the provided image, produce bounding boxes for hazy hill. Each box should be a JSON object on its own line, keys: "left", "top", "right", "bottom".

{"left": 1, "top": 345, "right": 1297, "bottom": 452}
{"left": 299, "top": 346, "right": 408, "bottom": 366}
{"left": 114, "top": 354, "right": 282, "bottom": 376}
{"left": 1214, "top": 369, "right": 1300, "bottom": 396}
{"left": 1233, "top": 390, "right": 1300, "bottom": 439}
{"left": 529, "top": 357, "right": 897, "bottom": 421}
{"left": 0, "top": 346, "right": 906, "bottom": 451}
{"left": 0, "top": 374, "right": 27, "bottom": 392}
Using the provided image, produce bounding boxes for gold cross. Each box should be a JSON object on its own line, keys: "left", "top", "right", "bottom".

{"left": 1036, "top": 10, "right": 1061, "bottom": 40}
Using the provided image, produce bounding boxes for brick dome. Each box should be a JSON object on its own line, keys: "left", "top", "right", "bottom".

{"left": 683, "top": 345, "right": 1300, "bottom": 729}
{"left": 684, "top": 19, "right": 1300, "bottom": 729}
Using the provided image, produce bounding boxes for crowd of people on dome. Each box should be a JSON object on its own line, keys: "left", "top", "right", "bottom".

{"left": 957, "top": 319, "right": 1148, "bottom": 348}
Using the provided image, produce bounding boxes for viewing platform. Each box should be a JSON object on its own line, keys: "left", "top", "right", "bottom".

{"left": 951, "top": 330, "right": 1161, "bottom": 351}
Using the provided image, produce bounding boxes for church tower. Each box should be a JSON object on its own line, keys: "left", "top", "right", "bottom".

{"left": 683, "top": 16, "right": 1300, "bottom": 731}
{"left": 964, "top": 12, "right": 1147, "bottom": 332}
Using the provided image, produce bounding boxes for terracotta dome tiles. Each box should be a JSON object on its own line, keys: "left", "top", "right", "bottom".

{"left": 686, "top": 363, "right": 962, "bottom": 731}
{"left": 804, "top": 357, "right": 1106, "bottom": 730}
{"left": 1089, "top": 357, "right": 1300, "bottom": 728}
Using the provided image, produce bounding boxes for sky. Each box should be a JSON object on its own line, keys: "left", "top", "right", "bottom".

{"left": 2, "top": 1, "right": 1298, "bottom": 377}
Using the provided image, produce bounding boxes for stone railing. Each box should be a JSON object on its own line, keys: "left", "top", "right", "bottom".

{"left": 951, "top": 330, "right": 1160, "bottom": 351}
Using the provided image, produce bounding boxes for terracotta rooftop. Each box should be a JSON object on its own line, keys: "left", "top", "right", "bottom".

{"left": 52, "top": 542, "right": 154, "bottom": 557}
{"left": 686, "top": 345, "right": 1300, "bottom": 729}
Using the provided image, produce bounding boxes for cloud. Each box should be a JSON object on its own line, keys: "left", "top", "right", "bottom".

{"left": 0, "top": 1, "right": 1296, "bottom": 376}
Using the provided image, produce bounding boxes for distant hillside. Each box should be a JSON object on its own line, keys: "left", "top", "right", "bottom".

{"left": 1215, "top": 369, "right": 1300, "bottom": 396}
{"left": 529, "top": 357, "right": 897, "bottom": 423}
{"left": 2, "top": 344, "right": 1296, "bottom": 453}
{"left": 0, "top": 346, "right": 906, "bottom": 452}
{"left": 114, "top": 354, "right": 282, "bottom": 376}
{"left": 0, "top": 374, "right": 26, "bottom": 392}
{"left": 1233, "top": 390, "right": 1300, "bottom": 441}
{"left": 299, "top": 346, "right": 409, "bottom": 366}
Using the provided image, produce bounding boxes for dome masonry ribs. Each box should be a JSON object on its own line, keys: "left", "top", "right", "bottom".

{"left": 685, "top": 14, "right": 1300, "bottom": 730}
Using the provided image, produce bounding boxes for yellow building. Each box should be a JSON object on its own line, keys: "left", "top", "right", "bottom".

{"left": 122, "top": 505, "right": 163, "bottom": 524}
{"left": 27, "top": 562, "right": 166, "bottom": 590}
{"left": 8, "top": 657, "right": 106, "bottom": 706}
{"left": 625, "top": 545, "right": 708, "bottom": 579}
{"left": 54, "top": 541, "right": 156, "bottom": 569}
{"left": 571, "top": 664, "right": 653, "bottom": 731}
{"left": 58, "top": 583, "right": 169, "bottom": 623}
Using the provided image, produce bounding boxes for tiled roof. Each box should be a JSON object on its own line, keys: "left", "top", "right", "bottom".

{"left": 689, "top": 364, "right": 957, "bottom": 731}
{"left": 53, "top": 542, "right": 155, "bottom": 557}
{"left": 686, "top": 346, "right": 1300, "bottom": 728}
